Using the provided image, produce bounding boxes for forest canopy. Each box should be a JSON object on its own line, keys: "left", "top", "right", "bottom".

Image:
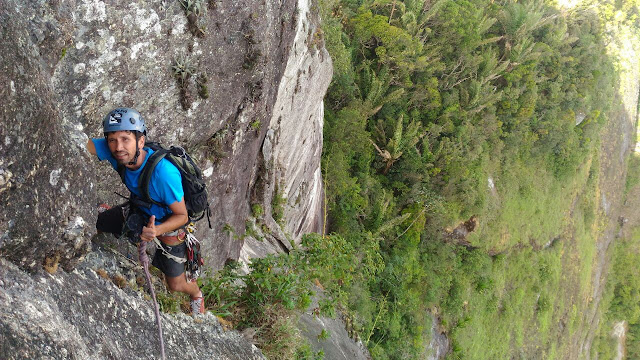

{"left": 315, "top": 0, "right": 627, "bottom": 358}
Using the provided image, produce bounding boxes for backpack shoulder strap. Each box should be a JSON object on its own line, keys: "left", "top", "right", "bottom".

{"left": 138, "top": 149, "right": 169, "bottom": 207}
{"left": 145, "top": 141, "right": 162, "bottom": 152}
{"left": 117, "top": 164, "right": 126, "bottom": 183}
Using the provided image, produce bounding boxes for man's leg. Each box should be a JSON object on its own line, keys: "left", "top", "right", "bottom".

{"left": 166, "top": 275, "right": 204, "bottom": 315}
{"left": 166, "top": 274, "right": 201, "bottom": 298}
{"left": 152, "top": 242, "right": 205, "bottom": 315}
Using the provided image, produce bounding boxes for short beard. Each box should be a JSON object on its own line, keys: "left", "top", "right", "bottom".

{"left": 112, "top": 151, "right": 130, "bottom": 165}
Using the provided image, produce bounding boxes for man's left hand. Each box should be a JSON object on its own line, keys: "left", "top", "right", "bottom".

{"left": 141, "top": 215, "right": 157, "bottom": 242}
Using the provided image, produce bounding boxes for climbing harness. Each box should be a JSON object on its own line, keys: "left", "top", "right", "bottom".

{"left": 151, "top": 222, "right": 204, "bottom": 281}
{"left": 152, "top": 237, "right": 187, "bottom": 263}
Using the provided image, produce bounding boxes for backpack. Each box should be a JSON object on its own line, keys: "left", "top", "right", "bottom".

{"left": 118, "top": 141, "right": 212, "bottom": 228}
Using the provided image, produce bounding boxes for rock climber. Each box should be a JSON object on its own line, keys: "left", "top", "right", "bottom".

{"left": 86, "top": 107, "right": 205, "bottom": 315}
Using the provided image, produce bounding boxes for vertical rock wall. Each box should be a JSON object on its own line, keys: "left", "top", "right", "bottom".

{"left": 0, "top": 0, "right": 95, "bottom": 271}
{"left": 0, "top": 0, "right": 330, "bottom": 271}
{"left": 241, "top": 0, "right": 332, "bottom": 262}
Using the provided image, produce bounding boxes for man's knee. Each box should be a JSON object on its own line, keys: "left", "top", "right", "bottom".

{"left": 96, "top": 205, "right": 125, "bottom": 236}
{"left": 166, "top": 275, "right": 186, "bottom": 292}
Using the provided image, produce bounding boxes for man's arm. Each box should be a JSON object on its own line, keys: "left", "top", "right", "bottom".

{"left": 157, "top": 199, "right": 189, "bottom": 234}
{"left": 87, "top": 138, "right": 97, "bottom": 156}
{"left": 140, "top": 199, "right": 189, "bottom": 242}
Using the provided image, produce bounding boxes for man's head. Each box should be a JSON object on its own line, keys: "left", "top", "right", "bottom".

{"left": 106, "top": 130, "right": 145, "bottom": 166}
{"left": 103, "top": 108, "right": 147, "bottom": 166}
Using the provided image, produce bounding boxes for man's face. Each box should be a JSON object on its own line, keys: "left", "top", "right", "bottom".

{"left": 106, "top": 131, "right": 144, "bottom": 165}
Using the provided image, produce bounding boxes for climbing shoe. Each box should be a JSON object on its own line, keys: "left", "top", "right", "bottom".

{"left": 190, "top": 296, "right": 205, "bottom": 316}
{"left": 97, "top": 203, "right": 111, "bottom": 213}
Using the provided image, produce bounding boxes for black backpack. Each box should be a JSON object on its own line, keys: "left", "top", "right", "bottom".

{"left": 118, "top": 141, "right": 212, "bottom": 228}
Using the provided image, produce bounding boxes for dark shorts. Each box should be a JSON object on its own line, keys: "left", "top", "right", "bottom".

{"left": 151, "top": 242, "right": 187, "bottom": 278}
{"left": 96, "top": 204, "right": 127, "bottom": 237}
{"left": 96, "top": 204, "right": 186, "bottom": 277}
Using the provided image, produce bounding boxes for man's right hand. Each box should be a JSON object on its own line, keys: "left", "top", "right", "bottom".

{"left": 141, "top": 215, "right": 157, "bottom": 242}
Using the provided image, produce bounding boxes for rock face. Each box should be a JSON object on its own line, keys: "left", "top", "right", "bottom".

{"left": 0, "top": 256, "right": 264, "bottom": 359}
{"left": 241, "top": 0, "right": 332, "bottom": 262}
{"left": 0, "top": 0, "right": 330, "bottom": 271}
{"left": 297, "top": 287, "right": 371, "bottom": 360}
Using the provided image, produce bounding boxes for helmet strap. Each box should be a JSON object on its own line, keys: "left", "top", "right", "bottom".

{"left": 127, "top": 132, "right": 143, "bottom": 166}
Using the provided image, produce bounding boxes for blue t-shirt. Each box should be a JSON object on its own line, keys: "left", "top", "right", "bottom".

{"left": 92, "top": 138, "right": 184, "bottom": 224}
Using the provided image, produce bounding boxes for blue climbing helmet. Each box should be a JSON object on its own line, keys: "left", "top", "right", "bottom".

{"left": 103, "top": 107, "right": 147, "bottom": 165}
{"left": 102, "top": 107, "right": 147, "bottom": 135}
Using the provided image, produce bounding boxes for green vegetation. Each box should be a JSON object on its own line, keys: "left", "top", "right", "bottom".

{"left": 318, "top": 329, "right": 330, "bottom": 340}
{"left": 179, "top": 0, "right": 206, "bottom": 17}
{"left": 242, "top": 24, "right": 262, "bottom": 71}
{"left": 179, "top": 0, "right": 207, "bottom": 37}
{"left": 172, "top": 55, "right": 196, "bottom": 84}
{"left": 172, "top": 55, "right": 197, "bottom": 110}
{"left": 252, "top": 203, "right": 264, "bottom": 218}
{"left": 156, "top": 291, "right": 188, "bottom": 314}
{"left": 625, "top": 152, "right": 640, "bottom": 196}
{"left": 272, "top": 188, "right": 287, "bottom": 226}
{"left": 205, "top": 127, "right": 229, "bottom": 162}
{"left": 197, "top": 73, "right": 209, "bottom": 99}
{"left": 594, "top": 150, "right": 640, "bottom": 358}
{"left": 199, "top": 253, "right": 318, "bottom": 359}
{"left": 193, "top": 233, "right": 370, "bottom": 359}
{"left": 588, "top": 0, "right": 640, "bottom": 30}
{"left": 314, "top": 0, "right": 621, "bottom": 358}
{"left": 594, "top": 228, "right": 640, "bottom": 358}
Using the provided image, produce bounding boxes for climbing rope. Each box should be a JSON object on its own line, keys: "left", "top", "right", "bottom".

{"left": 138, "top": 242, "right": 166, "bottom": 360}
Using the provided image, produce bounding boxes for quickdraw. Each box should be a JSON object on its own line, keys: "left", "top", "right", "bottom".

{"left": 185, "top": 222, "right": 204, "bottom": 282}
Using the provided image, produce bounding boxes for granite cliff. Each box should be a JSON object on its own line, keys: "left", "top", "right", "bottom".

{"left": 0, "top": 0, "right": 330, "bottom": 272}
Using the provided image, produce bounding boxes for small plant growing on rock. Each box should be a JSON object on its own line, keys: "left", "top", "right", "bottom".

{"left": 172, "top": 55, "right": 196, "bottom": 110}
{"left": 317, "top": 329, "right": 330, "bottom": 341}
{"left": 245, "top": 221, "right": 265, "bottom": 241}
{"left": 156, "top": 291, "right": 187, "bottom": 313}
{"left": 179, "top": 0, "right": 207, "bottom": 37}
{"left": 246, "top": 79, "right": 263, "bottom": 102}
{"left": 205, "top": 128, "right": 229, "bottom": 162}
{"left": 243, "top": 48, "right": 262, "bottom": 70}
{"left": 172, "top": 55, "right": 195, "bottom": 83}
{"left": 272, "top": 188, "right": 287, "bottom": 226}
{"left": 223, "top": 223, "right": 235, "bottom": 235}
{"left": 197, "top": 73, "right": 209, "bottom": 99}
{"left": 241, "top": 22, "right": 262, "bottom": 70}
{"left": 251, "top": 203, "right": 264, "bottom": 218}
{"left": 319, "top": 297, "right": 337, "bottom": 318}
{"left": 179, "top": 0, "right": 205, "bottom": 16}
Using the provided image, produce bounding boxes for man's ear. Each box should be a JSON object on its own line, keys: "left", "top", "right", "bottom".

{"left": 138, "top": 134, "right": 146, "bottom": 148}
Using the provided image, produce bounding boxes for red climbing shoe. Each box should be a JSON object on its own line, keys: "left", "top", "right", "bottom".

{"left": 97, "top": 203, "right": 111, "bottom": 213}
